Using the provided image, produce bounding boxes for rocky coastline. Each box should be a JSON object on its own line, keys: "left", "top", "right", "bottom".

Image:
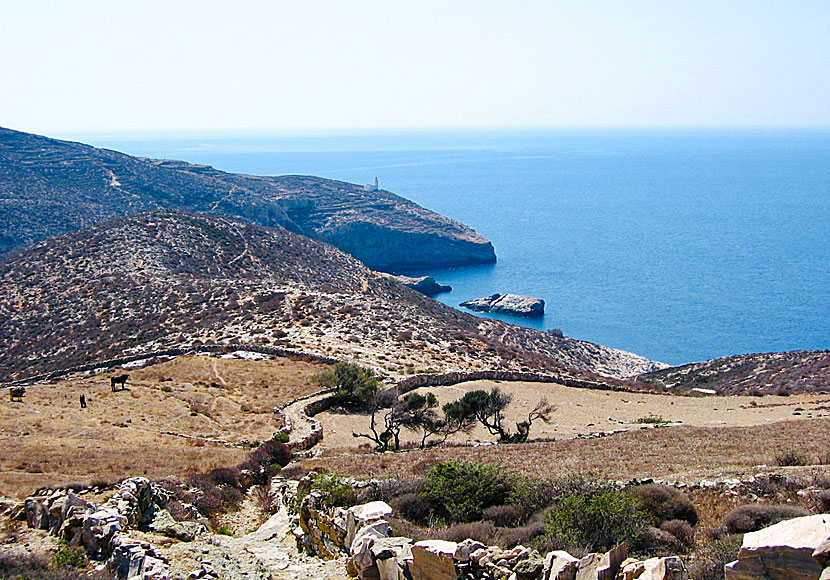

{"left": 460, "top": 293, "right": 546, "bottom": 318}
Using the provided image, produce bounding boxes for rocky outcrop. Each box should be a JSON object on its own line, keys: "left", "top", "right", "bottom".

{"left": 0, "top": 126, "right": 495, "bottom": 271}
{"left": 725, "top": 514, "right": 830, "bottom": 579}
{"left": 619, "top": 556, "right": 688, "bottom": 579}
{"left": 461, "top": 293, "right": 545, "bottom": 318}
{"left": 24, "top": 478, "right": 173, "bottom": 558}
{"left": 384, "top": 274, "right": 452, "bottom": 296}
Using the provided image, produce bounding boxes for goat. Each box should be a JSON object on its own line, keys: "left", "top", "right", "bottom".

{"left": 9, "top": 387, "right": 25, "bottom": 402}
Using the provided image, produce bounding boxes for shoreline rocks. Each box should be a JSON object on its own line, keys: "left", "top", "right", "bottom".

{"left": 384, "top": 274, "right": 452, "bottom": 296}
{"left": 460, "top": 293, "right": 545, "bottom": 318}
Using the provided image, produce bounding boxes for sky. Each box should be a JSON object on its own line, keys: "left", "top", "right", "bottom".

{"left": 1, "top": 0, "right": 828, "bottom": 135}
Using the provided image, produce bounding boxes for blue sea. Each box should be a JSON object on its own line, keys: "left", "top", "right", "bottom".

{"left": 84, "top": 129, "right": 830, "bottom": 366}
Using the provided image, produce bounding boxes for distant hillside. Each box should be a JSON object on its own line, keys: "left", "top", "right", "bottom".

{"left": 638, "top": 350, "right": 830, "bottom": 395}
{"left": 0, "top": 211, "right": 662, "bottom": 383}
{"left": 0, "top": 126, "right": 494, "bottom": 270}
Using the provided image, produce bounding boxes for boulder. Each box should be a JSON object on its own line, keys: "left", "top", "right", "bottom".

{"left": 349, "top": 520, "right": 391, "bottom": 571}
{"left": 371, "top": 537, "right": 413, "bottom": 580}
{"left": 725, "top": 514, "right": 830, "bottom": 580}
{"left": 619, "top": 557, "right": 688, "bottom": 580}
{"left": 455, "top": 539, "right": 486, "bottom": 562}
{"left": 460, "top": 293, "right": 545, "bottom": 318}
{"left": 544, "top": 550, "right": 578, "bottom": 580}
{"left": 387, "top": 274, "right": 452, "bottom": 296}
{"left": 345, "top": 501, "right": 393, "bottom": 548}
{"left": 410, "top": 540, "right": 458, "bottom": 580}
{"left": 575, "top": 543, "right": 626, "bottom": 580}
{"left": 514, "top": 556, "right": 545, "bottom": 580}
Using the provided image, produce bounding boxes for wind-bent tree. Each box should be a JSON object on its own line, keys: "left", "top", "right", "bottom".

{"left": 313, "top": 362, "right": 378, "bottom": 408}
{"left": 443, "top": 386, "right": 555, "bottom": 443}
{"left": 354, "top": 386, "right": 555, "bottom": 451}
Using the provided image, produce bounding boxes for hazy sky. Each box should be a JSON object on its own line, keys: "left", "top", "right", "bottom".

{"left": 2, "top": 1, "right": 828, "bottom": 134}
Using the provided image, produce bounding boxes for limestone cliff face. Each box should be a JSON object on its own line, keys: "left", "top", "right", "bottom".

{"left": 0, "top": 126, "right": 495, "bottom": 271}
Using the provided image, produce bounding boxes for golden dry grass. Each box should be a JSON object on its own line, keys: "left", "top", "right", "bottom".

{"left": 302, "top": 418, "right": 830, "bottom": 485}
{"left": 0, "top": 354, "right": 328, "bottom": 497}
{"left": 316, "top": 380, "right": 830, "bottom": 451}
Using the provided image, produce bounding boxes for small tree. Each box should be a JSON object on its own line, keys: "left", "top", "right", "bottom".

{"left": 353, "top": 391, "right": 449, "bottom": 451}
{"left": 314, "top": 362, "right": 378, "bottom": 408}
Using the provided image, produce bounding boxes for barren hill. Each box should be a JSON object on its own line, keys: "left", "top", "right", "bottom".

{"left": 638, "top": 350, "right": 830, "bottom": 395}
{"left": 0, "top": 211, "right": 662, "bottom": 383}
{"left": 0, "top": 126, "right": 494, "bottom": 270}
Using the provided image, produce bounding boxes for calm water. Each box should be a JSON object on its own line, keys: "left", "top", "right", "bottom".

{"left": 85, "top": 129, "right": 830, "bottom": 365}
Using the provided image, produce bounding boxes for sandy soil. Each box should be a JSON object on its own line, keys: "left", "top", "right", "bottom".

{"left": 316, "top": 379, "right": 830, "bottom": 450}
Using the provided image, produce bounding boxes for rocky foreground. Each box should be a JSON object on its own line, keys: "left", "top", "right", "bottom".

{"left": 0, "top": 126, "right": 495, "bottom": 270}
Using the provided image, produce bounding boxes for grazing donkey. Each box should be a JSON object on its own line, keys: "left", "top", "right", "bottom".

{"left": 110, "top": 374, "right": 129, "bottom": 391}
{"left": 9, "top": 387, "right": 25, "bottom": 402}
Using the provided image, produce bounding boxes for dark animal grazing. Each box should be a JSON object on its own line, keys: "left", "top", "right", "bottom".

{"left": 110, "top": 374, "right": 129, "bottom": 391}
{"left": 9, "top": 387, "right": 25, "bottom": 402}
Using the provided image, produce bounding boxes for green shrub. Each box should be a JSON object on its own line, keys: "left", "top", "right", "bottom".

{"left": 422, "top": 461, "right": 512, "bottom": 524}
{"left": 215, "top": 524, "right": 233, "bottom": 536}
{"left": 274, "top": 432, "right": 290, "bottom": 443}
{"left": 53, "top": 546, "right": 87, "bottom": 568}
{"left": 313, "top": 363, "right": 378, "bottom": 407}
{"left": 723, "top": 504, "right": 809, "bottom": 534}
{"left": 542, "top": 485, "right": 649, "bottom": 555}
{"left": 627, "top": 483, "right": 698, "bottom": 525}
{"left": 312, "top": 473, "right": 360, "bottom": 508}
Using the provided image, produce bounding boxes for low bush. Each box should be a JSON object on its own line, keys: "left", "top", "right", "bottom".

{"left": 628, "top": 483, "right": 698, "bottom": 525}
{"left": 640, "top": 526, "right": 685, "bottom": 556}
{"left": 660, "top": 519, "right": 695, "bottom": 552}
{"left": 0, "top": 552, "right": 107, "bottom": 580}
{"left": 392, "top": 493, "right": 433, "bottom": 524}
{"left": 774, "top": 448, "right": 810, "bottom": 466}
{"left": 497, "top": 518, "right": 546, "bottom": 548}
{"left": 687, "top": 535, "right": 742, "bottom": 580}
{"left": 311, "top": 473, "right": 360, "bottom": 508}
{"left": 253, "top": 439, "right": 292, "bottom": 468}
{"left": 439, "top": 520, "right": 498, "bottom": 544}
{"left": 52, "top": 546, "right": 87, "bottom": 568}
{"left": 723, "top": 504, "right": 810, "bottom": 534}
{"left": 542, "top": 484, "right": 649, "bottom": 555}
{"left": 422, "top": 461, "right": 512, "bottom": 524}
{"left": 482, "top": 504, "right": 524, "bottom": 527}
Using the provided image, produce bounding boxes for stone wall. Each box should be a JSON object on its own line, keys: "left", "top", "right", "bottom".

{"left": 394, "top": 369, "right": 620, "bottom": 396}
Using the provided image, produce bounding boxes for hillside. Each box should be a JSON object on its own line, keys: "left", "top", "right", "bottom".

{"left": 0, "top": 211, "right": 662, "bottom": 384}
{"left": 638, "top": 350, "right": 830, "bottom": 395}
{"left": 0, "top": 126, "right": 494, "bottom": 270}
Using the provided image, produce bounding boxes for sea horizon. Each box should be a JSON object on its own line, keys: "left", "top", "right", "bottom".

{"left": 78, "top": 127, "right": 830, "bottom": 366}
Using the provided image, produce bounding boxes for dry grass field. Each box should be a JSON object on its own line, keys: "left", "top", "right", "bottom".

{"left": 0, "top": 354, "right": 329, "bottom": 497}
{"left": 316, "top": 379, "right": 830, "bottom": 450}
{"left": 303, "top": 417, "right": 830, "bottom": 484}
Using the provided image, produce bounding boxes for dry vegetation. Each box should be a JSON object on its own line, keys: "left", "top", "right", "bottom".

{"left": 0, "top": 354, "right": 326, "bottom": 497}
{"left": 301, "top": 417, "right": 830, "bottom": 485}
{"left": 316, "top": 379, "right": 830, "bottom": 451}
